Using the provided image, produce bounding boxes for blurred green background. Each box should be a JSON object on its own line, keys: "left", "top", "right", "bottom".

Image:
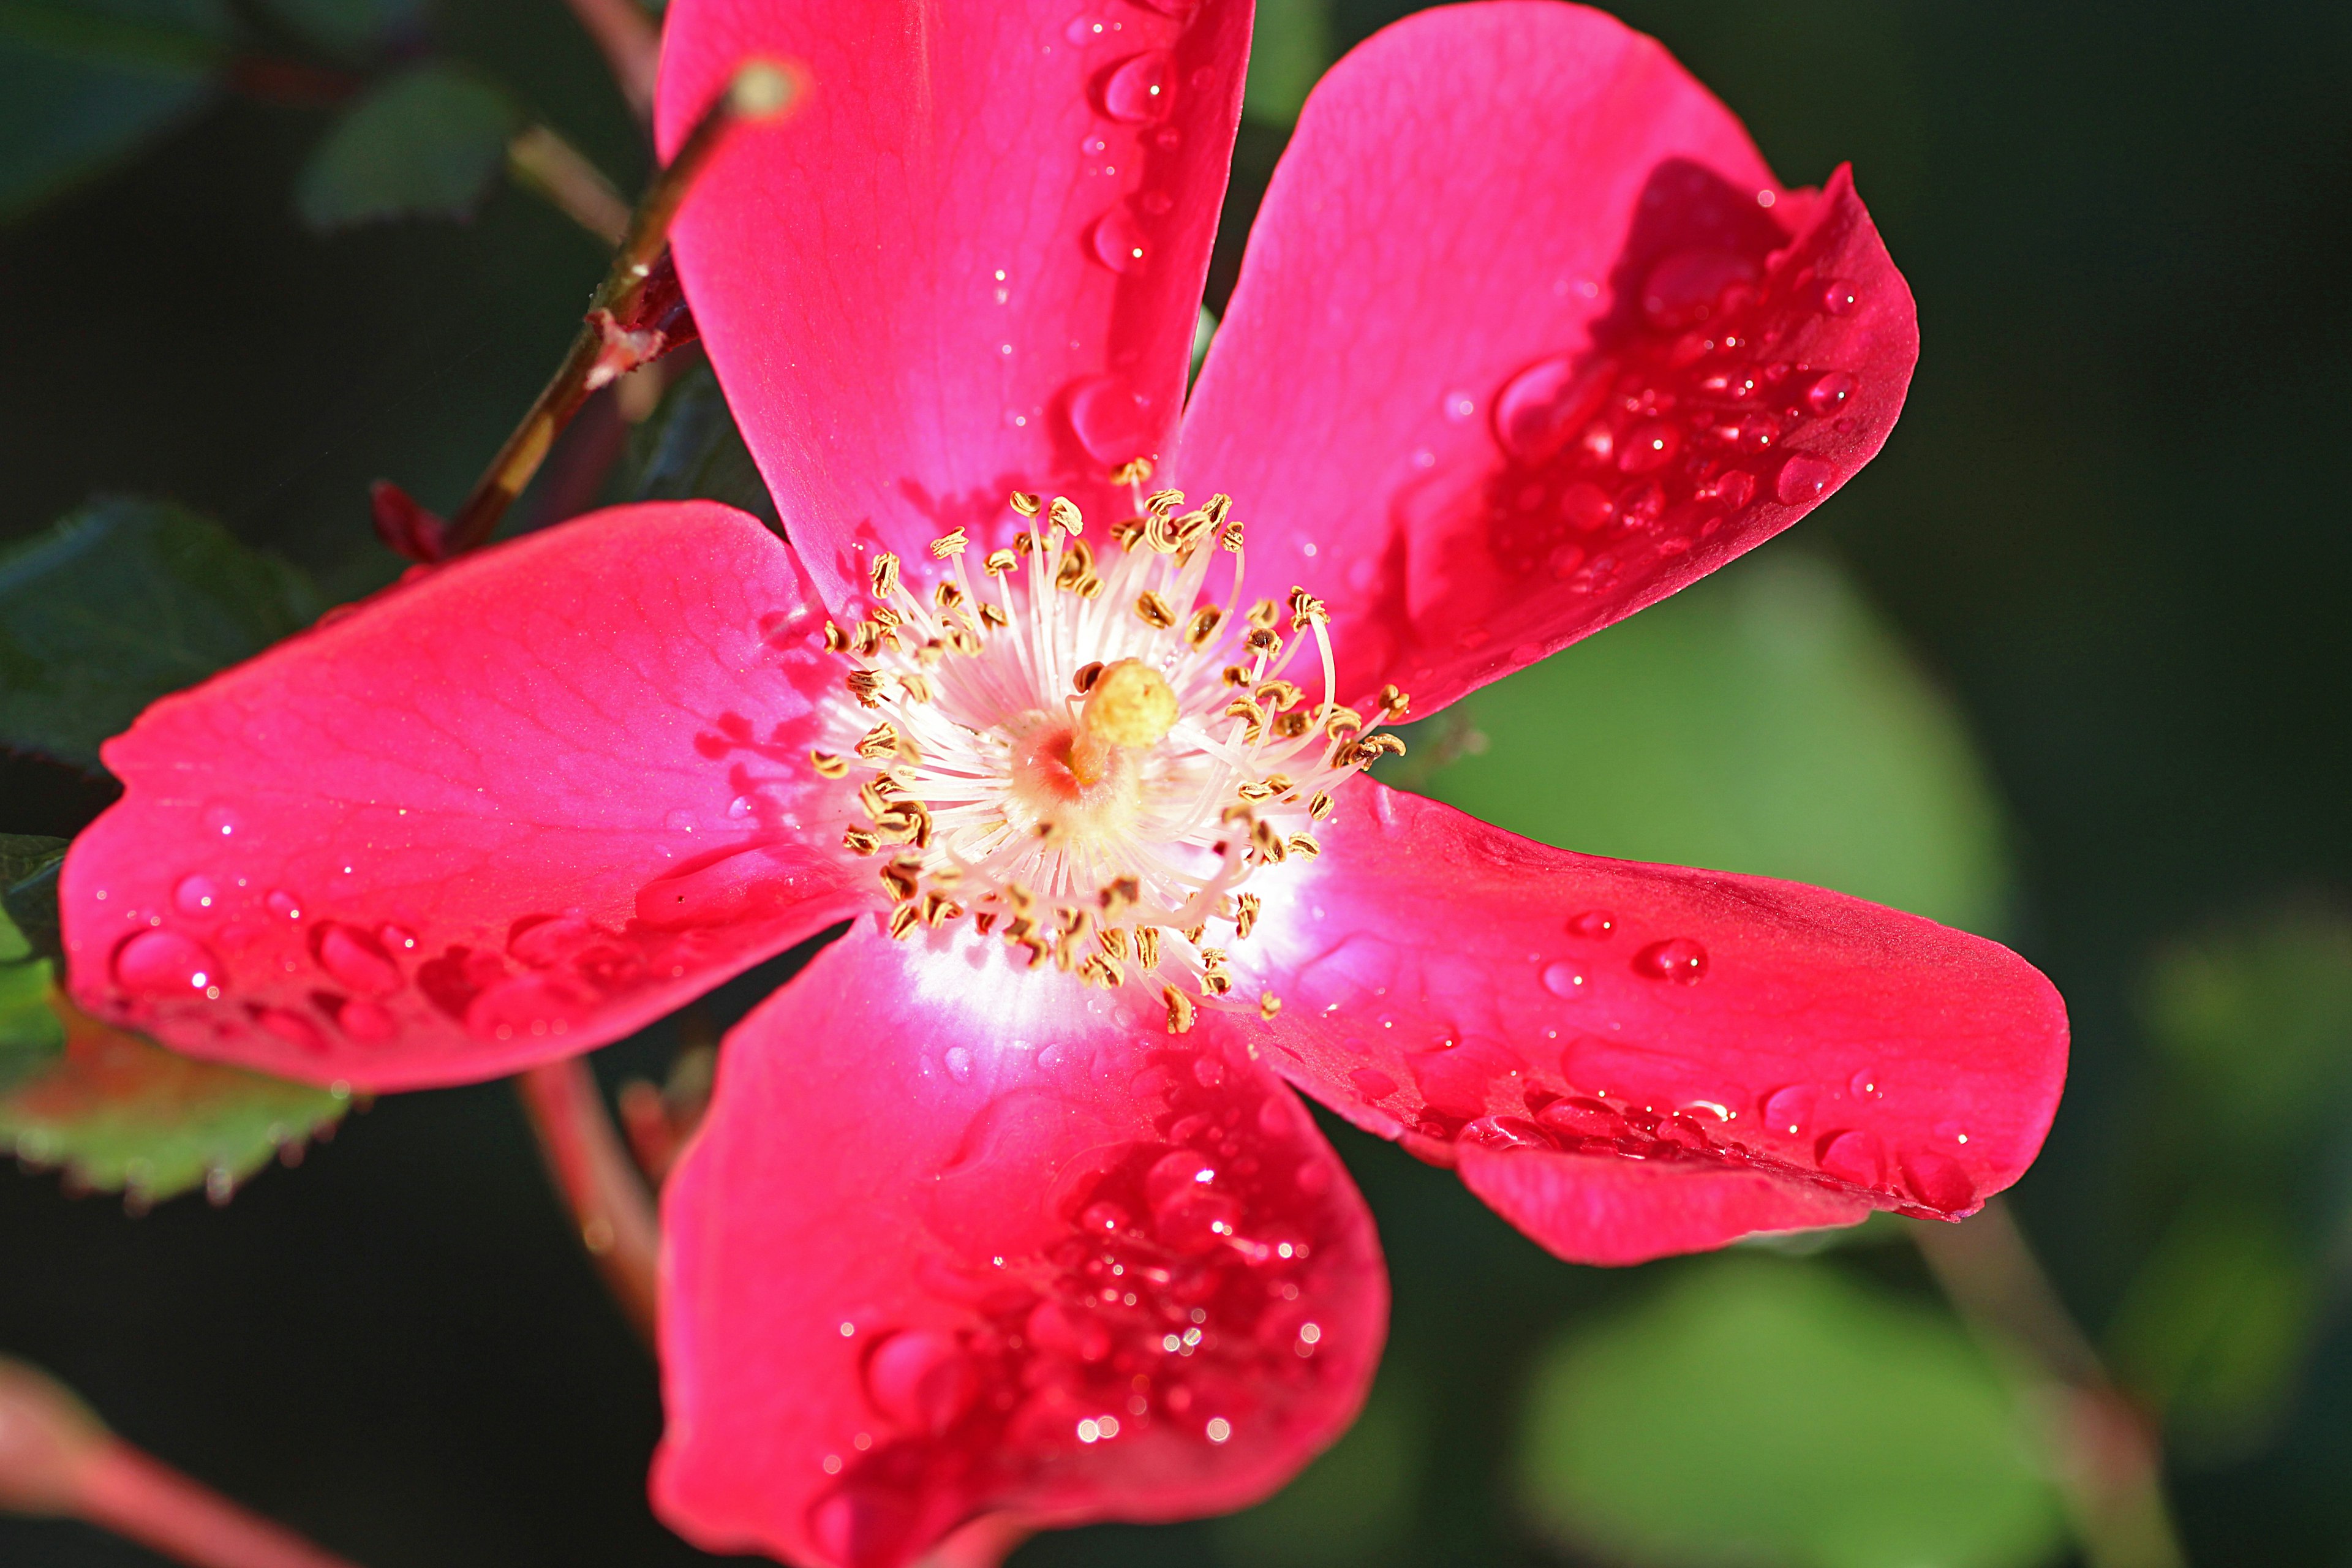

{"left": 2, "top": 1, "right": 2348, "bottom": 1565}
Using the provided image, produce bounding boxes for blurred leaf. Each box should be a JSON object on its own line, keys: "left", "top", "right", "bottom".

{"left": 0, "top": 908, "right": 66, "bottom": 1094}
{"left": 2106, "top": 1198, "right": 2316, "bottom": 1463}
{"left": 1243, "top": 0, "right": 1329, "bottom": 126}
{"left": 0, "top": 496, "right": 323, "bottom": 771}
{"left": 2139, "top": 905, "right": 2352, "bottom": 1148}
{"left": 1400, "top": 552, "right": 2011, "bottom": 933}
{"left": 0, "top": 0, "right": 231, "bottom": 220}
{"left": 249, "top": 0, "right": 418, "bottom": 60}
{"left": 0, "top": 993, "right": 348, "bottom": 1207}
{"left": 294, "top": 61, "right": 520, "bottom": 231}
{"left": 624, "top": 360, "right": 778, "bottom": 524}
{"left": 1215, "top": 1373, "right": 1424, "bottom": 1567}
{"left": 1, "top": 832, "right": 68, "bottom": 963}
{"left": 1518, "top": 1257, "right": 2064, "bottom": 1568}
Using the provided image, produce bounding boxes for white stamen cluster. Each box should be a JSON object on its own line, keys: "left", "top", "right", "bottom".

{"left": 810, "top": 467, "right": 1411, "bottom": 1031}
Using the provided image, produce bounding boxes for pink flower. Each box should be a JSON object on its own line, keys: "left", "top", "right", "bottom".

{"left": 60, "top": 2, "right": 2066, "bottom": 1564}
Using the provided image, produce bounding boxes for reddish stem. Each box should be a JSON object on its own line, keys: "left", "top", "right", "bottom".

{"left": 560, "top": 0, "right": 662, "bottom": 126}
{"left": 77, "top": 1444, "right": 363, "bottom": 1568}
{"left": 516, "top": 1058, "right": 663, "bottom": 1347}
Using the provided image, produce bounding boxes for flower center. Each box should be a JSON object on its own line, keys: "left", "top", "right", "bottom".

{"left": 807, "top": 473, "right": 1411, "bottom": 1031}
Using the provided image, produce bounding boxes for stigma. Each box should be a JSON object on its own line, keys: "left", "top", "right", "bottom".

{"left": 809, "top": 470, "right": 1410, "bottom": 1030}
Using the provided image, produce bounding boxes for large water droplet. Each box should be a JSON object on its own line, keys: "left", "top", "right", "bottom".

{"left": 314, "top": 921, "right": 402, "bottom": 997}
{"left": 864, "top": 1329, "right": 977, "bottom": 1435}
{"left": 1817, "top": 1129, "right": 1884, "bottom": 1186}
{"left": 1616, "top": 419, "right": 1681, "bottom": 473}
{"left": 1492, "top": 354, "right": 1608, "bottom": 464}
{"left": 1088, "top": 206, "right": 1148, "bottom": 273}
{"left": 1900, "top": 1151, "right": 1976, "bottom": 1213}
{"left": 1812, "top": 277, "right": 1858, "bottom": 316}
{"left": 172, "top": 875, "right": 221, "bottom": 919}
{"left": 111, "top": 930, "right": 222, "bottom": 998}
{"left": 1535, "top": 1097, "right": 1623, "bottom": 1139}
{"left": 1540, "top": 961, "right": 1585, "bottom": 998}
{"left": 1461, "top": 1115, "right": 1550, "bottom": 1151}
{"left": 1804, "top": 369, "right": 1855, "bottom": 414}
{"left": 1348, "top": 1067, "right": 1397, "bottom": 1102}
{"left": 1100, "top": 50, "right": 1174, "bottom": 121}
{"left": 1632, "top": 937, "right": 1708, "bottom": 984}
{"left": 1774, "top": 453, "right": 1834, "bottom": 505}
{"left": 1705, "top": 467, "right": 1756, "bottom": 508}
{"left": 335, "top": 998, "right": 396, "bottom": 1044}
{"left": 1761, "top": 1084, "right": 1815, "bottom": 1136}
{"left": 1065, "top": 375, "right": 1154, "bottom": 461}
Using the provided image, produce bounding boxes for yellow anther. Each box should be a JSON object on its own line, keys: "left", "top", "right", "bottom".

{"left": 1079, "top": 659, "right": 1178, "bottom": 750}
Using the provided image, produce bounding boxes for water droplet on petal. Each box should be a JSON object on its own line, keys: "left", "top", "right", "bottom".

{"left": 1640, "top": 248, "right": 1758, "bottom": 330}
{"left": 1565, "top": 910, "right": 1615, "bottom": 940}
{"left": 1774, "top": 453, "right": 1834, "bottom": 505}
{"left": 1761, "top": 1084, "right": 1815, "bottom": 1135}
{"left": 314, "top": 922, "right": 402, "bottom": 997}
{"left": 172, "top": 875, "right": 220, "bottom": 918}
{"left": 1535, "top": 1096, "right": 1623, "bottom": 1139}
{"left": 202, "top": 804, "right": 241, "bottom": 838}
{"left": 864, "top": 1329, "right": 978, "bottom": 1435}
{"left": 1088, "top": 206, "right": 1148, "bottom": 273}
{"left": 256, "top": 1007, "right": 327, "bottom": 1053}
{"left": 944, "top": 1045, "right": 973, "bottom": 1082}
{"left": 265, "top": 889, "right": 302, "bottom": 921}
{"left": 1065, "top": 375, "right": 1154, "bottom": 461}
{"left": 1804, "top": 369, "right": 1856, "bottom": 414}
{"left": 1540, "top": 961, "right": 1585, "bottom": 998}
{"left": 1705, "top": 467, "right": 1756, "bottom": 508}
{"left": 1101, "top": 50, "right": 1174, "bottom": 121}
{"left": 1812, "top": 277, "right": 1858, "bottom": 315}
{"left": 336, "top": 998, "right": 396, "bottom": 1043}
{"left": 1849, "top": 1069, "right": 1884, "bottom": 1101}
{"left": 807, "top": 1484, "right": 916, "bottom": 1568}
{"left": 1632, "top": 937, "right": 1708, "bottom": 984}
{"left": 1348, "top": 1067, "right": 1397, "bottom": 1102}
{"left": 1493, "top": 354, "right": 1609, "bottom": 464}
{"left": 1817, "top": 1129, "right": 1884, "bottom": 1186}
{"left": 1901, "top": 1151, "right": 1976, "bottom": 1212}
{"left": 111, "top": 930, "right": 221, "bottom": 998}
{"left": 1461, "top": 1114, "right": 1550, "bottom": 1150}
{"left": 1616, "top": 420, "right": 1681, "bottom": 473}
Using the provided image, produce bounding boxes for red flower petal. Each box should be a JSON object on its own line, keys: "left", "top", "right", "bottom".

{"left": 653, "top": 920, "right": 1385, "bottom": 1568}
{"left": 655, "top": 0, "right": 1250, "bottom": 619}
{"left": 1180, "top": 3, "right": 1918, "bottom": 715}
{"left": 61, "top": 504, "right": 865, "bottom": 1090}
{"left": 1237, "top": 783, "right": 2065, "bottom": 1265}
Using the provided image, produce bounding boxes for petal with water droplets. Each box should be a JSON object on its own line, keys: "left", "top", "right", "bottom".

{"left": 653, "top": 920, "right": 1385, "bottom": 1568}
{"left": 1180, "top": 4, "right": 1918, "bottom": 717}
{"left": 655, "top": 0, "right": 1251, "bottom": 619}
{"left": 1235, "top": 783, "right": 2065, "bottom": 1264}
{"left": 61, "top": 503, "right": 865, "bottom": 1090}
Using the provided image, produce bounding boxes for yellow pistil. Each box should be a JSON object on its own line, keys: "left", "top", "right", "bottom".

{"left": 1068, "top": 658, "right": 1177, "bottom": 786}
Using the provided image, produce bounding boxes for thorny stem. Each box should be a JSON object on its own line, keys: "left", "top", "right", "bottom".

{"left": 0, "top": 1358, "right": 366, "bottom": 1568}
{"left": 435, "top": 59, "right": 799, "bottom": 560}
{"left": 560, "top": 0, "right": 663, "bottom": 126}
{"left": 516, "top": 1058, "right": 662, "bottom": 1348}
{"left": 1913, "top": 1201, "right": 2188, "bottom": 1568}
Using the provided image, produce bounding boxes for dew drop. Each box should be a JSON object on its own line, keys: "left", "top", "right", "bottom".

{"left": 1804, "top": 369, "right": 1856, "bottom": 414}
{"left": 1100, "top": 50, "right": 1174, "bottom": 121}
{"left": 944, "top": 1045, "right": 973, "bottom": 1082}
{"left": 1565, "top": 910, "right": 1616, "bottom": 940}
{"left": 1812, "top": 277, "right": 1858, "bottom": 315}
{"left": 172, "top": 875, "right": 221, "bottom": 918}
{"left": 1492, "top": 354, "right": 1608, "bottom": 464}
{"left": 202, "top": 804, "right": 241, "bottom": 838}
{"left": 1705, "top": 467, "right": 1756, "bottom": 508}
{"left": 1761, "top": 1084, "right": 1815, "bottom": 1135}
{"left": 864, "top": 1329, "right": 978, "bottom": 1436}
{"left": 1204, "top": 1416, "right": 1232, "bottom": 1444}
{"left": 1535, "top": 1097, "right": 1623, "bottom": 1139}
{"left": 1461, "top": 1115, "right": 1550, "bottom": 1151}
{"left": 1088, "top": 206, "right": 1148, "bottom": 273}
{"left": 1774, "top": 453, "right": 1834, "bottom": 505}
{"left": 1066, "top": 375, "right": 1153, "bottom": 461}
{"left": 1901, "top": 1151, "right": 1976, "bottom": 1213}
{"left": 1632, "top": 937, "right": 1708, "bottom": 984}
{"left": 265, "top": 889, "right": 303, "bottom": 921}
{"left": 256, "top": 1007, "right": 327, "bottom": 1054}
{"left": 1640, "top": 248, "right": 1758, "bottom": 330}
{"left": 1348, "top": 1067, "right": 1397, "bottom": 1101}
{"left": 1616, "top": 420, "right": 1681, "bottom": 473}
{"left": 1442, "top": 389, "right": 1476, "bottom": 421}
{"left": 379, "top": 924, "right": 418, "bottom": 954}
{"left": 111, "top": 930, "right": 222, "bottom": 998}
{"left": 1817, "top": 1129, "right": 1884, "bottom": 1186}
{"left": 314, "top": 922, "right": 402, "bottom": 997}
{"left": 336, "top": 999, "right": 396, "bottom": 1044}
{"left": 1540, "top": 961, "right": 1585, "bottom": 998}
{"left": 1849, "top": 1069, "right": 1884, "bottom": 1101}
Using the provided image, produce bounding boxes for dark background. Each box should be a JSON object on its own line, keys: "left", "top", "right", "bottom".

{"left": 4, "top": 1, "right": 2348, "bottom": 1564}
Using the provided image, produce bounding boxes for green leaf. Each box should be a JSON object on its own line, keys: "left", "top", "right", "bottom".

{"left": 0, "top": 995, "right": 348, "bottom": 1207}
{"left": 623, "top": 360, "right": 779, "bottom": 525}
{"left": 249, "top": 0, "right": 418, "bottom": 61}
{"left": 1214, "top": 1372, "right": 1425, "bottom": 1567}
{"left": 1517, "top": 1257, "right": 2065, "bottom": 1568}
{"left": 0, "top": 921, "right": 65, "bottom": 1094}
{"left": 1396, "top": 551, "right": 2012, "bottom": 934}
{"left": 293, "top": 61, "right": 521, "bottom": 232}
{"left": 0, "top": 496, "right": 324, "bottom": 771}
{"left": 0, "top": 0, "right": 232, "bottom": 220}
{"left": 1, "top": 832, "right": 68, "bottom": 965}
{"left": 1243, "top": 0, "right": 1330, "bottom": 126}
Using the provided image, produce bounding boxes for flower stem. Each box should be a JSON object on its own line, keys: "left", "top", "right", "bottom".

{"left": 1913, "top": 1201, "right": 2187, "bottom": 1568}
{"left": 434, "top": 59, "right": 801, "bottom": 560}
{"left": 0, "top": 1357, "right": 364, "bottom": 1568}
{"left": 516, "top": 1058, "right": 662, "bottom": 1348}
{"left": 506, "top": 124, "right": 632, "bottom": 247}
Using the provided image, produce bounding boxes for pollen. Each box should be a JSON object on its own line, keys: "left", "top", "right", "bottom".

{"left": 802, "top": 480, "right": 1404, "bottom": 1028}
